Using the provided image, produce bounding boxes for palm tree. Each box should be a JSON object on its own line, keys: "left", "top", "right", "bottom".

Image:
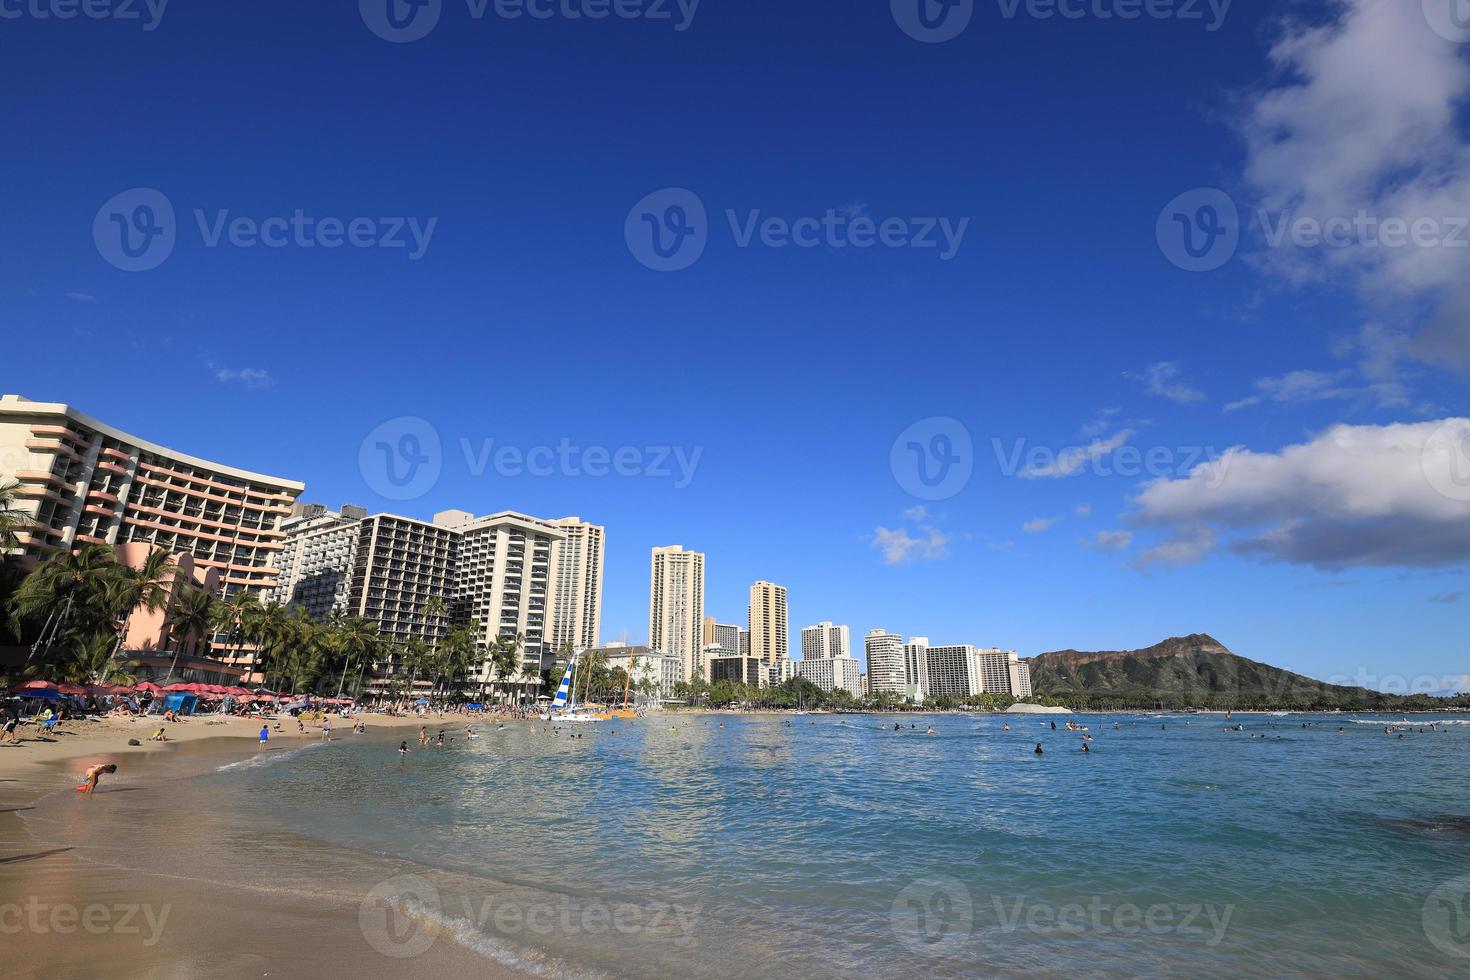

{"left": 422, "top": 595, "right": 447, "bottom": 644}
{"left": 489, "top": 634, "right": 520, "bottom": 704}
{"left": 332, "top": 616, "right": 381, "bottom": 697}
{"left": 0, "top": 480, "right": 32, "bottom": 554}
{"left": 436, "top": 624, "right": 476, "bottom": 700}
{"left": 9, "top": 543, "right": 119, "bottom": 669}
{"left": 97, "top": 547, "right": 178, "bottom": 683}
{"left": 163, "top": 586, "right": 217, "bottom": 681}
{"left": 401, "top": 636, "right": 430, "bottom": 696}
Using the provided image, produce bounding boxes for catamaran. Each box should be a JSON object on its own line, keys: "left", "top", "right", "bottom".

{"left": 539, "top": 652, "right": 604, "bottom": 723}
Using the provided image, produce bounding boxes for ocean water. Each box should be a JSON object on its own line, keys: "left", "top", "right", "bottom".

{"left": 27, "top": 712, "right": 1470, "bottom": 977}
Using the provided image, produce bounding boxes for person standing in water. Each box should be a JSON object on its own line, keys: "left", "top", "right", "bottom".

{"left": 1034, "top": 743, "right": 1044, "bottom": 755}
{"left": 79, "top": 763, "right": 117, "bottom": 795}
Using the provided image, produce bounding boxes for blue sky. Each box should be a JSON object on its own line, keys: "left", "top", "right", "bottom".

{"left": 2, "top": 0, "right": 1467, "bottom": 689}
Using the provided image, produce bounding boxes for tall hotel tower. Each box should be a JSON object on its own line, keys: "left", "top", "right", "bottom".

{"left": 649, "top": 545, "right": 705, "bottom": 682}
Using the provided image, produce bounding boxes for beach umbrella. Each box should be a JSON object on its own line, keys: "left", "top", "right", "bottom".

{"left": 132, "top": 682, "right": 162, "bottom": 694}
{"left": 11, "top": 680, "right": 59, "bottom": 693}
{"left": 85, "top": 683, "right": 128, "bottom": 696}
{"left": 57, "top": 683, "right": 88, "bottom": 696}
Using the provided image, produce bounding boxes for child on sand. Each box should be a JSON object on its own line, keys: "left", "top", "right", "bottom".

{"left": 259, "top": 725, "right": 269, "bottom": 749}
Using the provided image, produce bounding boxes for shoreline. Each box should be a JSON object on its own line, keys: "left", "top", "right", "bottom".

{"left": 0, "top": 713, "right": 529, "bottom": 980}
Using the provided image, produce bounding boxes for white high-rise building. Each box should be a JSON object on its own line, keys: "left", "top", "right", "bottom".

{"left": 1009, "top": 655, "right": 1033, "bottom": 698}
{"left": 864, "top": 629, "right": 906, "bottom": 697}
{"left": 748, "top": 580, "right": 788, "bottom": 666}
{"left": 550, "top": 517, "right": 604, "bottom": 653}
{"left": 649, "top": 545, "right": 705, "bottom": 682}
{"left": 441, "top": 510, "right": 565, "bottom": 683}
{"left": 800, "top": 621, "right": 851, "bottom": 661}
{"left": 797, "top": 656, "right": 863, "bottom": 698}
{"left": 926, "top": 644, "right": 984, "bottom": 698}
{"left": 269, "top": 508, "right": 361, "bottom": 620}
{"left": 903, "top": 636, "right": 930, "bottom": 703}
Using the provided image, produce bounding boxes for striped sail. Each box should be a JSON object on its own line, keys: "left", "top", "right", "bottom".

{"left": 550, "top": 657, "right": 576, "bottom": 712}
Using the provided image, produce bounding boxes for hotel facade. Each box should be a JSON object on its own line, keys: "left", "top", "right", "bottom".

{"left": 800, "top": 621, "right": 850, "bottom": 661}
{"left": 748, "top": 580, "right": 788, "bottom": 666}
{"left": 648, "top": 545, "right": 705, "bottom": 682}
{"left": 0, "top": 394, "right": 303, "bottom": 668}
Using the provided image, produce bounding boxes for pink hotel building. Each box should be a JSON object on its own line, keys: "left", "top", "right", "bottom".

{"left": 0, "top": 394, "right": 304, "bottom": 672}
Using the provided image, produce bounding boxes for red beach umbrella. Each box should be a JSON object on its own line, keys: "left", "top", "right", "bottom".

{"left": 133, "top": 682, "right": 162, "bottom": 693}
{"left": 11, "top": 680, "right": 59, "bottom": 692}
{"left": 57, "top": 683, "right": 88, "bottom": 696}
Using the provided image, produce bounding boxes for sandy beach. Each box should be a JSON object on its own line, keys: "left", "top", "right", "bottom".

{"left": 0, "top": 712, "right": 520, "bottom": 980}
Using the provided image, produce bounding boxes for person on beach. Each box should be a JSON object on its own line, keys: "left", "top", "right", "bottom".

{"left": 259, "top": 725, "right": 269, "bottom": 749}
{"left": 321, "top": 717, "right": 331, "bottom": 742}
{"left": 2, "top": 716, "right": 19, "bottom": 745}
{"left": 151, "top": 727, "right": 167, "bottom": 741}
{"left": 78, "top": 763, "right": 117, "bottom": 795}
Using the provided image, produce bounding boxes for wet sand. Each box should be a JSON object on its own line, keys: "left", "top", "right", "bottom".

{"left": 0, "top": 718, "right": 523, "bottom": 980}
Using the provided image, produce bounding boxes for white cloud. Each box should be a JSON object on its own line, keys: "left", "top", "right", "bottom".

{"left": 1129, "top": 362, "right": 1204, "bottom": 404}
{"left": 1023, "top": 516, "right": 1061, "bottom": 534}
{"left": 1132, "top": 418, "right": 1470, "bottom": 569}
{"left": 872, "top": 525, "right": 950, "bottom": 566}
{"left": 210, "top": 363, "right": 274, "bottom": 389}
{"left": 65, "top": 291, "right": 97, "bottom": 304}
{"left": 901, "top": 505, "right": 930, "bottom": 522}
{"left": 1089, "top": 530, "right": 1134, "bottom": 552}
{"left": 1241, "top": 0, "right": 1470, "bottom": 370}
{"left": 1074, "top": 502, "right": 1093, "bottom": 517}
{"left": 1021, "top": 429, "right": 1135, "bottom": 479}
{"left": 1079, "top": 408, "right": 1121, "bottom": 438}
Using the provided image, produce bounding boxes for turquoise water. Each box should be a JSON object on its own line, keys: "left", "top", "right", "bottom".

{"left": 164, "top": 714, "right": 1470, "bottom": 975}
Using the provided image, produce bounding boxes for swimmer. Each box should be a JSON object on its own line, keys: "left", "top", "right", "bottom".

{"left": 925, "top": 726, "right": 936, "bottom": 735}
{"left": 1034, "top": 742, "right": 1043, "bottom": 755}
{"left": 398, "top": 741, "right": 409, "bottom": 758}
